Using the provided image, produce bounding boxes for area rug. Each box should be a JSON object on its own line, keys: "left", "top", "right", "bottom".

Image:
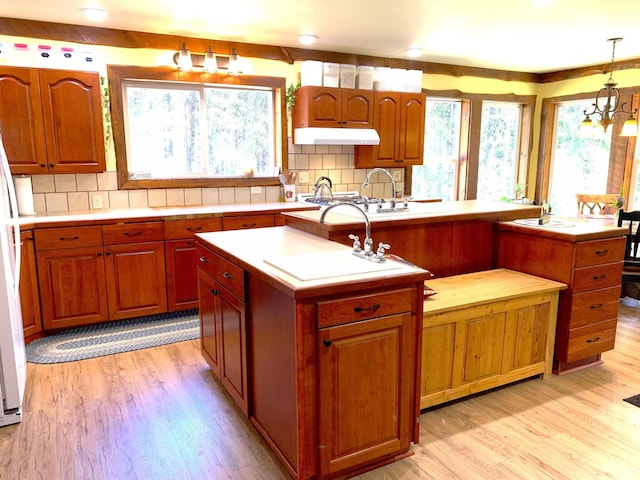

{"left": 26, "top": 309, "right": 199, "bottom": 364}
{"left": 623, "top": 394, "right": 640, "bottom": 408}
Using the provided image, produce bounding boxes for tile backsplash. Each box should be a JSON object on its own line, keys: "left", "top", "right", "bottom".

{"left": 26, "top": 142, "right": 404, "bottom": 214}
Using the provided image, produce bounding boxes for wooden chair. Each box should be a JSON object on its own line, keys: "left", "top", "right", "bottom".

{"left": 576, "top": 193, "right": 619, "bottom": 217}
{"left": 617, "top": 210, "right": 640, "bottom": 298}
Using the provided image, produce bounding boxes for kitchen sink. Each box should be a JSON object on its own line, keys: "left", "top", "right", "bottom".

{"left": 325, "top": 201, "right": 448, "bottom": 220}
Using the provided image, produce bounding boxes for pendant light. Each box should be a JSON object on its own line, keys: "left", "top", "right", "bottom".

{"left": 581, "top": 38, "right": 637, "bottom": 136}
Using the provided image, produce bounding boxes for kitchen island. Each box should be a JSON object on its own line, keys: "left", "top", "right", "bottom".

{"left": 283, "top": 199, "right": 541, "bottom": 277}
{"left": 195, "top": 226, "right": 431, "bottom": 479}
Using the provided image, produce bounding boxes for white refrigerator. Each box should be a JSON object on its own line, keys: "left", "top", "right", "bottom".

{"left": 0, "top": 131, "right": 26, "bottom": 427}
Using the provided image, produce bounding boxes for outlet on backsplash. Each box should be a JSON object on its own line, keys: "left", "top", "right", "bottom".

{"left": 92, "top": 194, "right": 103, "bottom": 209}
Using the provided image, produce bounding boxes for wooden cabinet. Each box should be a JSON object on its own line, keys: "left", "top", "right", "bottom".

{"left": 0, "top": 66, "right": 106, "bottom": 174}
{"left": 222, "top": 214, "right": 278, "bottom": 230}
{"left": 316, "top": 289, "right": 414, "bottom": 476}
{"left": 35, "top": 226, "right": 108, "bottom": 330}
{"left": 18, "top": 230, "right": 42, "bottom": 340}
{"left": 496, "top": 223, "right": 625, "bottom": 374}
{"left": 293, "top": 86, "right": 374, "bottom": 129}
{"left": 420, "top": 269, "right": 564, "bottom": 408}
{"left": 103, "top": 222, "right": 167, "bottom": 320}
{"left": 164, "top": 218, "right": 222, "bottom": 311}
{"left": 355, "top": 91, "right": 426, "bottom": 167}
{"left": 196, "top": 243, "right": 248, "bottom": 415}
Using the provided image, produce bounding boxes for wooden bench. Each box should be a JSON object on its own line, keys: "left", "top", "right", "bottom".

{"left": 420, "top": 269, "right": 566, "bottom": 409}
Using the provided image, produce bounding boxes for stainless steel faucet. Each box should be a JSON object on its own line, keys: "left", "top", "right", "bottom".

{"left": 362, "top": 168, "right": 397, "bottom": 207}
{"left": 320, "top": 202, "right": 374, "bottom": 255}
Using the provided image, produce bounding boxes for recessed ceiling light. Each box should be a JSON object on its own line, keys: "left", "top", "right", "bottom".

{"left": 406, "top": 48, "right": 423, "bottom": 58}
{"left": 531, "top": 0, "right": 555, "bottom": 7}
{"left": 82, "top": 7, "right": 108, "bottom": 22}
{"left": 298, "top": 34, "right": 318, "bottom": 46}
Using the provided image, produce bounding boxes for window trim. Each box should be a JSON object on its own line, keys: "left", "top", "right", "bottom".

{"left": 536, "top": 88, "right": 640, "bottom": 204}
{"left": 107, "top": 65, "right": 287, "bottom": 190}
{"left": 407, "top": 90, "right": 536, "bottom": 200}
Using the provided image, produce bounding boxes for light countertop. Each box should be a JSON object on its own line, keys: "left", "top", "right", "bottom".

{"left": 195, "top": 226, "right": 431, "bottom": 294}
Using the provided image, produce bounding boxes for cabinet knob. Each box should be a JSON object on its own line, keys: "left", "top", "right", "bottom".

{"left": 354, "top": 304, "right": 381, "bottom": 313}
{"left": 106, "top": 251, "right": 111, "bottom": 256}
{"left": 199, "top": 256, "right": 209, "bottom": 263}
{"left": 210, "top": 288, "right": 219, "bottom": 296}
{"left": 49, "top": 163, "right": 55, "bottom": 168}
{"left": 40, "top": 163, "right": 46, "bottom": 168}
{"left": 323, "top": 339, "right": 332, "bottom": 347}
{"left": 97, "top": 252, "right": 103, "bottom": 257}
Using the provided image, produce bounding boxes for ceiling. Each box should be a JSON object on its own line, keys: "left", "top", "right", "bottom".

{"left": 3, "top": 0, "right": 640, "bottom": 73}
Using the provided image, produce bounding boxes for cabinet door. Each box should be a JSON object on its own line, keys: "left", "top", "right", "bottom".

{"left": 295, "top": 86, "right": 341, "bottom": 127}
{"left": 372, "top": 92, "right": 402, "bottom": 164}
{"left": 37, "top": 246, "right": 108, "bottom": 329}
{"left": 462, "top": 313, "right": 506, "bottom": 383}
{"left": 104, "top": 241, "right": 167, "bottom": 320}
{"left": 0, "top": 66, "right": 47, "bottom": 174}
{"left": 318, "top": 313, "right": 412, "bottom": 476}
{"left": 341, "top": 89, "right": 374, "bottom": 128}
{"left": 19, "top": 230, "right": 42, "bottom": 339}
{"left": 38, "top": 69, "right": 106, "bottom": 173}
{"left": 198, "top": 269, "right": 221, "bottom": 378}
{"left": 398, "top": 93, "right": 426, "bottom": 165}
{"left": 165, "top": 240, "right": 199, "bottom": 312}
{"left": 216, "top": 285, "right": 248, "bottom": 415}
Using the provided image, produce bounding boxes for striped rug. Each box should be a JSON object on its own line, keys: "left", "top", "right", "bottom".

{"left": 26, "top": 309, "right": 199, "bottom": 364}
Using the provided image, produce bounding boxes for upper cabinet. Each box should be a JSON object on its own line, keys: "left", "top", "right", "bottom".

{"left": 293, "top": 86, "right": 374, "bottom": 129}
{"left": 0, "top": 66, "right": 106, "bottom": 175}
{"left": 354, "top": 91, "right": 426, "bottom": 168}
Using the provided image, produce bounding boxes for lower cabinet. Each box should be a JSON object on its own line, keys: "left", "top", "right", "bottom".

{"left": 317, "top": 309, "right": 413, "bottom": 476}
{"left": 19, "top": 230, "right": 42, "bottom": 339}
{"left": 104, "top": 241, "right": 167, "bottom": 320}
{"left": 197, "top": 244, "right": 248, "bottom": 415}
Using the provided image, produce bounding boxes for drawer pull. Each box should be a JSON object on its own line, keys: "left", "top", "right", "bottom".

{"left": 586, "top": 336, "right": 601, "bottom": 343}
{"left": 124, "top": 231, "right": 143, "bottom": 237}
{"left": 323, "top": 339, "right": 332, "bottom": 347}
{"left": 589, "top": 303, "right": 604, "bottom": 309}
{"left": 59, "top": 236, "right": 80, "bottom": 241}
{"left": 242, "top": 223, "right": 258, "bottom": 228}
{"left": 187, "top": 226, "right": 203, "bottom": 232}
{"left": 222, "top": 272, "right": 234, "bottom": 280}
{"left": 354, "top": 304, "right": 381, "bottom": 313}
{"left": 210, "top": 288, "right": 218, "bottom": 296}
{"left": 199, "top": 256, "right": 209, "bottom": 263}
{"left": 592, "top": 275, "right": 606, "bottom": 281}
{"left": 594, "top": 249, "right": 609, "bottom": 256}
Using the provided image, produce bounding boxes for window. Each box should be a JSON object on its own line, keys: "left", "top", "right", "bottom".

{"left": 412, "top": 99, "right": 461, "bottom": 201}
{"left": 411, "top": 93, "right": 534, "bottom": 202}
{"left": 108, "top": 66, "right": 287, "bottom": 189}
{"left": 477, "top": 102, "right": 521, "bottom": 201}
{"left": 548, "top": 100, "right": 612, "bottom": 217}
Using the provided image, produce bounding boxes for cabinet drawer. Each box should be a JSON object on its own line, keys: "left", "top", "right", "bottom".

{"left": 102, "top": 222, "right": 164, "bottom": 245}
{"left": 565, "top": 286, "right": 620, "bottom": 328}
{"left": 565, "top": 319, "right": 617, "bottom": 363}
{"left": 163, "top": 218, "right": 222, "bottom": 240}
{"left": 213, "top": 253, "right": 245, "bottom": 300}
{"left": 35, "top": 226, "right": 102, "bottom": 250}
{"left": 196, "top": 244, "right": 217, "bottom": 278}
{"left": 574, "top": 238, "right": 625, "bottom": 267}
{"left": 317, "top": 288, "right": 414, "bottom": 328}
{"left": 571, "top": 262, "right": 622, "bottom": 293}
{"left": 222, "top": 215, "right": 275, "bottom": 230}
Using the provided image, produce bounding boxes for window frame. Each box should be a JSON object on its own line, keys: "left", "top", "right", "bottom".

{"left": 107, "top": 65, "right": 287, "bottom": 190}
{"left": 407, "top": 90, "right": 536, "bottom": 200}
{"left": 536, "top": 89, "right": 640, "bottom": 205}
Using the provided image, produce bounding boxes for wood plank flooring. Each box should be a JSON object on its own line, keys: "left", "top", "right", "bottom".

{"left": 1, "top": 305, "right": 640, "bottom": 479}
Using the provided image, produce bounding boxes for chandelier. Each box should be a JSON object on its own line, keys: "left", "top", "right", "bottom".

{"left": 581, "top": 37, "right": 637, "bottom": 136}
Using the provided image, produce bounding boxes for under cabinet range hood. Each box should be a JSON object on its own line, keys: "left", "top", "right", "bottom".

{"left": 293, "top": 127, "right": 380, "bottom": 145}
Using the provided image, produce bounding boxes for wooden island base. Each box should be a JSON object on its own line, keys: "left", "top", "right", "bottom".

{"left": 420, "top": 269, "right": 566, "bottom": 409}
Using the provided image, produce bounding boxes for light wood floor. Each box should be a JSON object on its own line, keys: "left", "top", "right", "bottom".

{"left": 2, "top": 306, "right": 640, "bottom": 480}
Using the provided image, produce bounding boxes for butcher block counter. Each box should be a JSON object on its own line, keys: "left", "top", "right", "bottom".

{"left": 495, "top": 219, "right": 628, "bottom": 374}
{"left": 195, "top": 226, "right": 431, "bottom": 479}
{"left": 283, "top": 199, "right": 541, "bottom": 277}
